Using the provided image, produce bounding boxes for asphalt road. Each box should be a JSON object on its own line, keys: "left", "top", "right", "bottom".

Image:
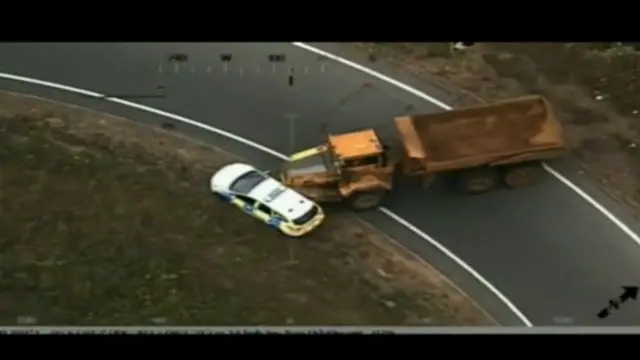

{"left": 2, "top": 42, "right": 640, "bottom": 326}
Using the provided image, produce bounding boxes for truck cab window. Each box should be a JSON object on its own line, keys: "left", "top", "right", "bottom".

{"left": 345, "top": 156, "right": 379, "bottom": 168}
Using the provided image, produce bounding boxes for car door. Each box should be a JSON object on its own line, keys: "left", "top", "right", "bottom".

{"left": 268, "top": 210, "right": 287, "bottom": 229}
{"left": 253, "top": 201, "right": 274, "bottom": 224}
{"left": 232, "top": 194, "right": 257, "bottom": 217}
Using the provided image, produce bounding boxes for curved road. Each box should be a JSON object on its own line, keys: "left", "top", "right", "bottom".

{"left": 2, "top": 42, "right": 640, "bottom": 326}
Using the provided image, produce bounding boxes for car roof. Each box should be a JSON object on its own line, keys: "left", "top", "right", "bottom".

{"left": 247, "top": 178, "right": 314, "bottom": 219}
{"left": 210, "top": 163, "right": 255, "bottom": 192}
{"left": 211, "top": 163, "right": 315, "bottom": 220}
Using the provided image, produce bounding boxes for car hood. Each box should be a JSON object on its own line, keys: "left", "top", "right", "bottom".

{"left": 248, "top": 178, "right": 314, "bottom": 220}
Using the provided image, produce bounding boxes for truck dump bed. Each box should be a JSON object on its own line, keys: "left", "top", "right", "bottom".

{"left": 394, "top": 95, "right": 566, "bottom": 172}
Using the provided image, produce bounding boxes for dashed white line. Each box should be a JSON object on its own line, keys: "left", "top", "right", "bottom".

{"left": 0, "top": 69, "right": 533, "bottom": 327}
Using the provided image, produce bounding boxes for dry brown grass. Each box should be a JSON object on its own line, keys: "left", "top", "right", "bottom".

{"left": 0, "top": 90, "right": 494, "bottom": 326}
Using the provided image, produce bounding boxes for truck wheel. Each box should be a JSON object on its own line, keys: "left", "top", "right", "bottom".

{"left": 503, "top": 162, "right": 545, "bottom": 187}
{"left": 348, "top": 190, "right": 387, "bottom": 211}
{"left": 458, "top": 168, "right": 499, "bottom": 194}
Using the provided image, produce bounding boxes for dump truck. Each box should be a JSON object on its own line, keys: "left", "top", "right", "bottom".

{"left": 280, "top": 95, "right": 567, "bottom": 210}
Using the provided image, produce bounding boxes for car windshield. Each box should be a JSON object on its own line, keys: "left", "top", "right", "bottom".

{"left": 229, "top": 170, "right": 267, "bottom": 194}
{"left": 292, "top": 205, "right": 319, "bottom": 226}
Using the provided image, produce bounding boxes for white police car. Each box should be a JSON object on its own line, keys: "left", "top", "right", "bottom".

{"left": 210, "top": 163, "right": 325, "bottom": 237}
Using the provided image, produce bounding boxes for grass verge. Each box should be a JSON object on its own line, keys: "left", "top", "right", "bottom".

{"left": 0, "top": 90, "right": 494, "bottom": 326}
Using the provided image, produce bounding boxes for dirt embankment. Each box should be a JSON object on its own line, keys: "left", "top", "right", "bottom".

{"left": 0, "top": 90, "right": 494, "bottom": 326}
{"left": 351, "top": 43, "right": 640, "bottom": 219}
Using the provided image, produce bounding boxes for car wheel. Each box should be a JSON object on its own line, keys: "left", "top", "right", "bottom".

{"left": 214, "top": 192, "right": 228, "bottom": 201}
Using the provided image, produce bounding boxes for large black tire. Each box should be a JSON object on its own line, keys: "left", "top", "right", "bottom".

{"left": 502, "top": 162, "right": 545, "bottom": 188}
{"left": 457, "top": 168, "right": 500, "bottom": 194}
{"left": 347, "top": 190, "right": 387, "bottom": 211}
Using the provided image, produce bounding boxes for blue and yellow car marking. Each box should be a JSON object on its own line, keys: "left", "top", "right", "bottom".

{"left": 267, "top": 217, "right": 282, "bottom": 228}
{"left": 227, "top": 195, "right": 272, "bottom": 223}
{"left": 216, "top": 191, "right": 324, "bottom": 237}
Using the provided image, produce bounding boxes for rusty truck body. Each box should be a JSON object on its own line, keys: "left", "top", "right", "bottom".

{"left": 281, "top": 95, "right": 567, "bottom": 210}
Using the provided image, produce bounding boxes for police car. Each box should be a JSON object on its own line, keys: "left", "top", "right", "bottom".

{"left": 210, "top": 163, "right": 325, "bottom": 237}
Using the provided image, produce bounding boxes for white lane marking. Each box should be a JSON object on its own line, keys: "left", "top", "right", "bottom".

{"left": 291, "top": 43, "right": 640, "bottom": 250}
{"left": 378, "top": 208, "right": 532, "bottom": 326}
{"left": 0, "top": 73, "right": 285, "bottom": 160}
{"left": 0, "top": 71, "right": 533, "bottom": 327}
{"left": 543, "top": 165, "right": 640, "bottom": 245}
